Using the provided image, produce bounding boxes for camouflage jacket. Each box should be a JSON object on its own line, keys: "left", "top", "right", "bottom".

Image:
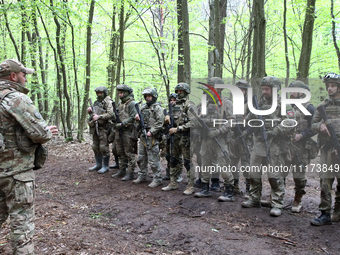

{"left": 0, "top": 79, "right": 52, "bottom": 178}
{"left": 172, "top": 96, "right": 197, "bottom": 132}
{"left": 139, "top": 102, "right": 164, "bottom": 136}
{"left": 246, "top": 95, "right": 295, "bottom": 156}
{"left": 88, "top": 95, "right": 114, "bottom": 129}
{"left": 312, "top": 97, "right": 340, "bottom": 148}
{"left": 118, "top": 94, "right": 137, "bottom": 129}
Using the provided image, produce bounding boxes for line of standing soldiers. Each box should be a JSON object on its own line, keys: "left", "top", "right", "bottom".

{"left": 86, "top": 73, "right": 340, "bottom": 225}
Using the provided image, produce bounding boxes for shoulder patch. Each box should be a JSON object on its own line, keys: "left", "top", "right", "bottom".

{"left": 287, "top": 110, "right": 294, "bottom": 117}
{"left": 33, "top": 110, "right": 42, "bottom": 119}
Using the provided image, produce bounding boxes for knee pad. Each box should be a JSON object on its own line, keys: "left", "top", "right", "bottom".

{"left": 165, "top": 153, "right": 170, "bottom": 162}
{"left": 184, "top": 159, "right": 191, "bottom": 171}
{"left": 170, "top": 156, "right": 179, "bottom": 168}
{"left": 268, "top": 178, "right": 278, "bottom": 190}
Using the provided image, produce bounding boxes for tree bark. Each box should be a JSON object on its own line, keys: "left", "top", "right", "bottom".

{"left": 207, "top": 0, "right": 215, "bottom": 78}
{"left": 331, "top": 0, "right": 340, "bottom": 72}
{"left": 79, "top": 0, "right": 95, "bottom": 141}
{"left": 182, "top": 0, "right": 191, "bottom": 86}
{"left": 219, "top": 0, "right": 227, "bottom": 78}
{"left": 214, "top": 0, "right": 222, "bottom": 78}
{"left": 283, "top": 0, "right": 290, "bottom": 87}
{"left": 107, "top": 4, "right": 118, "bottom": 98}
{"left": 297, "top": 0, "right": 316, "bottom": 83}
{"left": 177, "top": 0, "right": 184, "bottom": 83}
{"left": 251, "top": 0, "right": 266, "bottom": 96}
{"left": 115, "top": 1, "right": 124, "bottom": 102}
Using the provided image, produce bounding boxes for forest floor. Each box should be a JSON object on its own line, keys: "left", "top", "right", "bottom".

{"left": 1, "top": 133, "right": 340, "bottom": 255}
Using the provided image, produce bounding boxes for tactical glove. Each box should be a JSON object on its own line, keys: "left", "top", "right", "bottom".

{"left": 208, "top": 129, "right": 220, "bottom": 138}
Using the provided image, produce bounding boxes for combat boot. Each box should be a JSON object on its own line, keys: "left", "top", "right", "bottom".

{"left": 98, "top": 156, "right": 110, "bottom": 174}
{"left": 148, "top": 180, "right": 162, "bottom": 188}
{"left": 132, "top": 176, "right": 147, "bottom": 184}
{"left": 112, "top": 168, "right": 126, "bottom": 178}
{"left": 177, "top": 173, "right": 183, "bottom": 183}
{"left": 162, "top": 168, "right": 170, "bottom": 180}
{"left": 291, "top": 192, "right": 303, "bottom": 213}
{"left": 218, "top": 184, "right": 234, "bottom": 202}
{"left": 311, "top": 211, "right": 332, "bottom": 226}
{"left": 233, "top": 178, "right": 241, "bottom": 194}
{"left": 194, "top": 178, "right": 202, "bottom": 188}
{"left": 270, "top": 207, "right": 282, "bottom": 217}
{"left": 162, "top": 181, "right": 178, "bottom": 191}
{"left": 109, "top": 155, "right": 119, "bottom": 169}
{"left": 332, "top": 203, "right": 340, "bottom": 222}
{"left": 241, "top": 200, "right": 261, "bottom": 208}
{"left": 210, "top": 178, "right": 221, "bottom": 192}
{"left": 121, "top": 172, "right": 134, "bottom": 181}
{"left": 89, "top": 154, "right": 102, "bottom": 172}
{"left": 183, "top": 184, "right": 195, "bottom": 195}
{"left": 194, "top": 182, "right": 211, "bottom": 198}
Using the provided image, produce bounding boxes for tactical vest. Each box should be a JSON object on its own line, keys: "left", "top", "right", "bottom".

{"left": 0, "top": 88, "right": 36, "bottom": 152}
{"left": 93, "top": 97, "right": 110, "bottom": 126}
{"left": 200, "top": 101, "right": 223, "bottom": 128}
{"left": 141, "top": 103, "right": 159, "bottom": 130}
{"left": 292, "top": 103, "right": 311, "bottom": 133}
{"left": 324, "top": 101, "right": 340, "bottom": 134}
{"left": 173, "top": 99, "right": 190, "bottom": 126}
{"left": 257, "top": 98, "right": 282, "bottom": 130}
{"left": 118, "top": 98, "right": 134, "bottom": 123}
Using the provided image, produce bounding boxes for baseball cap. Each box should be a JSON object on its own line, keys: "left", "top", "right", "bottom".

{"left": 0, "top": 59, "right": 35, "bottom": 77}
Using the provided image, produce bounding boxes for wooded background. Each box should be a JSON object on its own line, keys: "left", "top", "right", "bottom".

{"left": 1, "top": 0, "right": 339, "bottom": 141}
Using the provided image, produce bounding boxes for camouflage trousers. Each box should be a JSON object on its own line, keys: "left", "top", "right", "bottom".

{"left": 199, "top": 137, "right": 233, "bottom": 185}
{"left": 165, "top": 138, "right": 183, "bottom": 176}
{"left": 137, "top": 137, "right": 162, "bottom": 182}
{"left": 0, "top": 170, "right": 35, "bottom": 255}
{"left": 169, "top": 133, "right": 194, "bottom": 185}
{"left": 229, "top": 141, "right": 250, "bottom": 180}
{"left": 115, "top": 130, "right": 137, "bottom": 173}
{"left": 287, "top": 154, "right": 308, "bottom": 196}
{"left": 92, "top": 128, "right": 110, "bottom": 157}
{"left": 249, "top": 153, "right": 286, "bottom": 209}
{"left": 318, "top": 149, "right": 340, "bottom": 213}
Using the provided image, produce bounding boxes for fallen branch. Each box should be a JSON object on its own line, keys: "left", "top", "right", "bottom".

{"left": 263, "top": 233, "right": 297, "bottom": 245}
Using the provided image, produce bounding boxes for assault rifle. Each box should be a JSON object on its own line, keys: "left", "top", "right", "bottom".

{"left": 252, "top": 95, "right": 270, "bottom": 165}
{"left": 135, "top": 102, "right": 150, "bottom": 150}
{"left": 168, "top": 103, "right": 175, "bottom": 154}
{"left": 235, "top": 124, "right": 250, "bottom": 159}
{"left": 112, "top": 101, "right": 125, "bottom": 153}
{"left": 317, "top": 105, "right": 340, "bottom": 162}
{"left": 88, "top": 98, "right": 99, "bottom": 136}
{"left": 189, "top": 107, "right": 230, "bottom": 162}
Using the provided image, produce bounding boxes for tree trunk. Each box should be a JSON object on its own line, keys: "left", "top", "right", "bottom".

{"left": 219, "top": 0, "right": 227, "bottom": 78}
{"left": 331, "top": 0, "right": 340, "bottom": 72}
{"left": 182, "top": 0, "right": 191, "bottom": 86}
{"left": 79, "top": 0, "right": 95, "bottom": 141}
{"left": 115, "top": 1, "right": 124, "bottom": 102}
{"left": 296, "top": 0, "right": 316, "bottom": 83}
{"left": 107, "top": 4, "right": 118, "bottom": 98}
{"left": 283, "top": 0, "right": 290, "bottom": 87}
{"left": 177, "top": 0, "right": 184, "bottom": 83}
{"left": 251, "top": 0, "right": 266, "bottom": 96}
{"left": 207, "top": 0, "right": 215, "bottom": 78}
{"left": 214, "top": 0, "right": 222, "bottom": 78}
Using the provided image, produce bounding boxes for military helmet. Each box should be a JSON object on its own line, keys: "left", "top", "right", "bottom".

{"left": 260, "top": 76, "right": 281, "bottom": 90}
{"left": 207, "top": 77, "right": 224, "bottom": 87}
{"left": 117, "top": 84, "right": 133, "bottom": 93}
{"left": 168, "top": 93, "right": 177, "bottom": 102}
{"left": 322, "top": 73, "right": 340, "bottom": 85}
{"left": 175, "top": 82, "right": 190, "bottom": 94}
{"left": 94, "top": 86, "right": 108, "bottom": 96}
{"left": 142, "top": 87, "right": 158, "bottom": 99}
{"left": 235, "top": 79, "right": 250, "bottom": 89}
{"left": 288, "top": 80, "right": 310, "bottom": 91}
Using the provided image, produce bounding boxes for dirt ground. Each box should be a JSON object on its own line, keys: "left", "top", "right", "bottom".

{"left": 1, "top": 134, "right": 340, "bottom": 255}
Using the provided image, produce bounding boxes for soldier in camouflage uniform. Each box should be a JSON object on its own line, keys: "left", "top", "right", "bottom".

{"left": 311, "top": 73, "right": 340, "bottom": 226}
{"left": 241, "top": 76, "right": 295, "bottom": 217}
{"left": 162, "top": 93, "right": 184, "bottom": 181}
{"left": 87, "top": 86, "right": 114, "bottom": 174}
{"left": 133, "top": 88, "right": 164, "bottom": 187}
{"left": 0, "top": 59, "right": 58, "bottom": 254}
{"left": 229, "top": 80, "right": 253, "bottom": 195}
{"left": 111, "top": 84, "right": 138, "bottom": 181}
{"left": 162, "top": 83, "right": 197, "bottom": 195}
{"left": 285, "top": 81, "right": 316, "bottom": 213}
{"left": 193, "top": 77, "right": 235, "bottom": 201}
